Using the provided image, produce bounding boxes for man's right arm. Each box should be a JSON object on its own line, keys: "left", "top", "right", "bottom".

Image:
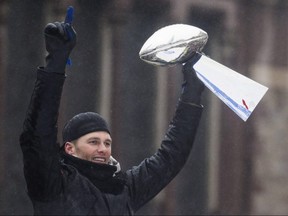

{"left": 20, "top": 69, "right": 66, "bottom": 201}
{"left": 19, "top": 8, "right": 76, "bottom": 201}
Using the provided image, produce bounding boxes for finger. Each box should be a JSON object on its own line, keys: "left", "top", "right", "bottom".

{"left": 54, "top": 22, "right": 65, "bottom": 37}
{"left": 65, "top": 6, "right": 74, "bottom": 25}
{"left": 44, "top": 23, "right": 58, "bottom": 34}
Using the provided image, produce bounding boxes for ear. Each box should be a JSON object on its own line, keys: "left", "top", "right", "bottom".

{"left": 64, "top": 142, "right": 76, "bottom": 155}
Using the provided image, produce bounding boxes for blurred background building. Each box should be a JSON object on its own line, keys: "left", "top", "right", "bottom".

{"left": 0, "top": 0, "right": 287, "bottom": 215}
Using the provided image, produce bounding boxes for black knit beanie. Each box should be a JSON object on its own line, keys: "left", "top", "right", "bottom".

{"left": 62, "top": 112, "right": 110, "bottom": 144}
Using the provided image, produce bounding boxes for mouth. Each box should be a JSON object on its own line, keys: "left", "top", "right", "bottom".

{"left": 92, "top": 157, "right": 106, "bottom": 164}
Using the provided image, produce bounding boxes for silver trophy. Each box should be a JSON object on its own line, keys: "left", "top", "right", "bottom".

{"left": 139, "top": 24, "right": 268, "bottom": 121}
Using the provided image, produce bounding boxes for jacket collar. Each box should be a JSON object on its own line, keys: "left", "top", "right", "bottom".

{"left": 60, "top": 152, "right": 126, "bottom": 194}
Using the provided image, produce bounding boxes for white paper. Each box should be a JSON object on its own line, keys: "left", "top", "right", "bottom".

{"left": 193, "top": 55, "right": 268, "bottom": 121}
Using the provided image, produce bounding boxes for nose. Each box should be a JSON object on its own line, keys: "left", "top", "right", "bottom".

{"left": 97, "top": 142, "right": 106, "bottom": 153}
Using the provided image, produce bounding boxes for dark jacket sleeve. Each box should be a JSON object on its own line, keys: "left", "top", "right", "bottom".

{"left": 127, "top": 101, "right": 203, "bottom": 211}
{"left": 19, "top": 68, "right": 65, "bottom": 201}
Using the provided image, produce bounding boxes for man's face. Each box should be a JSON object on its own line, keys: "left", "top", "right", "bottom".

{"left": 65, "top": 131, "right": 112, "bottom": 164}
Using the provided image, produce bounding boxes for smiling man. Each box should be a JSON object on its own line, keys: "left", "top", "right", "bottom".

{"left": 20, "top": 6, "right": 205, "bottom": 215}
{"left": 62, "top": 112, "right": 113, "bottom": 164}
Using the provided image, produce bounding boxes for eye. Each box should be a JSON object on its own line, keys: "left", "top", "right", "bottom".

{"left": 89, "top": 140, "right": 98, "bottom": 145}
{"left": 105, "top": 141, "right": 112, "bottom": 147}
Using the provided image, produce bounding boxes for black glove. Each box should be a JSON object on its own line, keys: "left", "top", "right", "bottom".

{"left": 44, "top": 21, "right": 76, "bottom": 73}
{"left": 180, "top": 53, "right": 205, "bottom": 105}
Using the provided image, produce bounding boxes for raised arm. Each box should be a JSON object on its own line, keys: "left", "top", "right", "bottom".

{"left": 127, "top": 55, "right": 205, "bottom": 211}
{"left": 19, "top": 7, "right": 76, "bottom": 201}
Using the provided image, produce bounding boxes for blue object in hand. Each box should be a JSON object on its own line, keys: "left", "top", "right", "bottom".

{"left": 65, "top": 6, "right": 74, "bottom": 25}
{"left": 65, "top": 6, "right": 74, "bottom": 66}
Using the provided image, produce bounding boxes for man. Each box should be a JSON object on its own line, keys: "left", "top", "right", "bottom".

{"left": 20, "top": 7, "right": 205, "bottom": 215}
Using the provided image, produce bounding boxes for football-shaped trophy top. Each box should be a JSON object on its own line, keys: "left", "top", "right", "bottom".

{"left": 139, "top": 24, "right": 208, "bottom": 66}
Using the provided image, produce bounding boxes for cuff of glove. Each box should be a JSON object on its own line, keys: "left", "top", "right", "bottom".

{"left": 38, "top": 66, "right": 67, "bottom": 77}
{"left": 180, "top": 89, "right": 203, "bottom": 105}
{"left": 179, "top": 99, "right": 203, "bottom": 108}
{"left": 180, "top": 81, "right": 204, "bottom": 105}
{"left": 44, "top": 53, "right": 68, "bottom": 74}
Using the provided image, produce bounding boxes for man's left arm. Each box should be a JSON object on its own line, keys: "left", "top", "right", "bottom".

{"left": 127, "top": 55, "right": 205, "bottom": 211}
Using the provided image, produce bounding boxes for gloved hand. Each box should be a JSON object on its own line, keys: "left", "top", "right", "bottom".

{"left": 44, "top": 6, "right": 76, "bottom": 73}
{"left": 180, "top": 52, "right": 205, "bottom": 105}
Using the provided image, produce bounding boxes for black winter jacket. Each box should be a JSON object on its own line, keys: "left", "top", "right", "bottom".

{"left": 20, "top": 68, "right": 203, "bottom": 215}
